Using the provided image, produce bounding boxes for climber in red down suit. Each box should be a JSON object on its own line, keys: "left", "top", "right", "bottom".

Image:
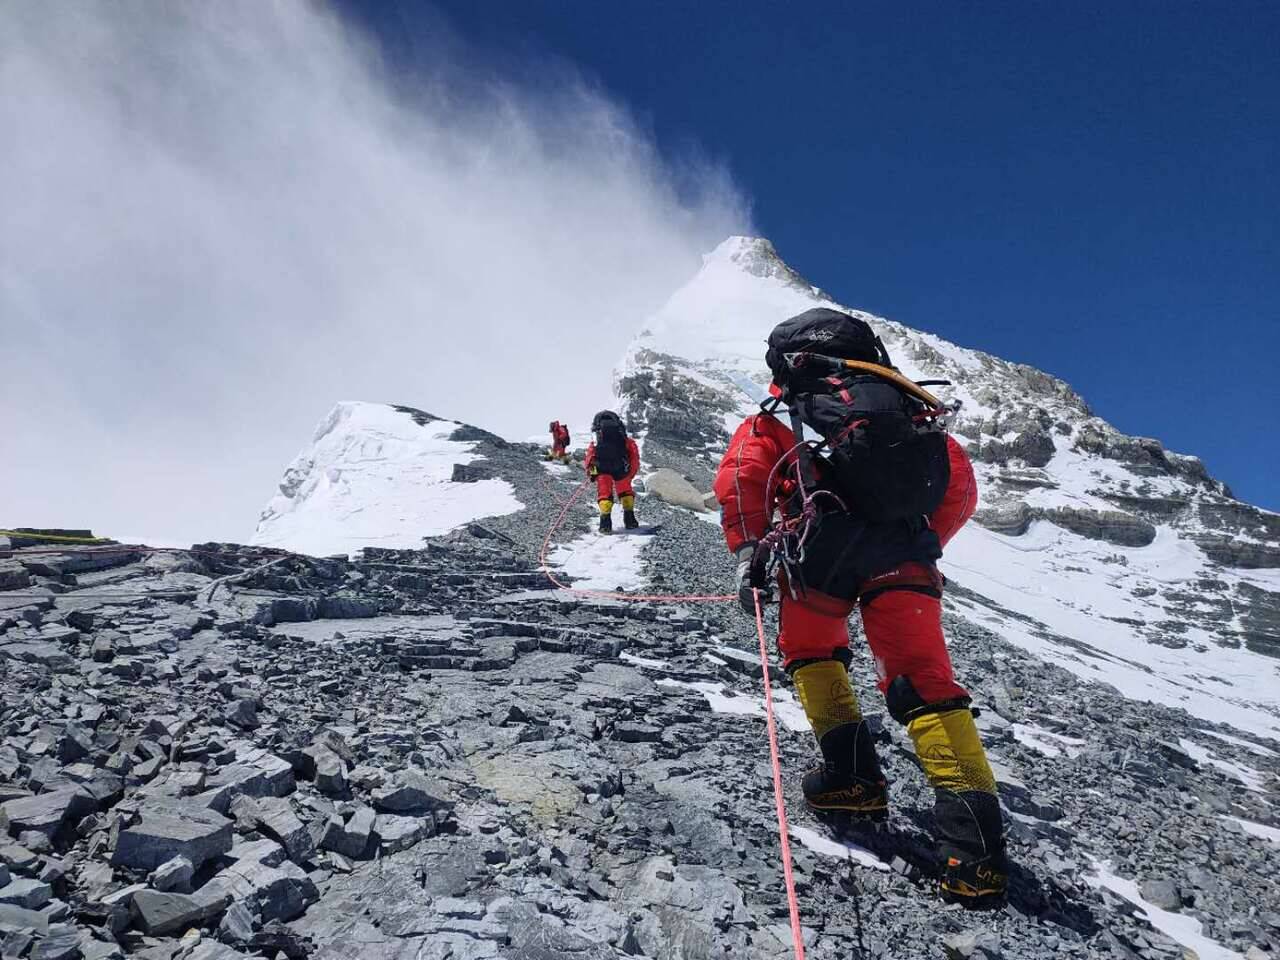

{"left": 713, "top": 307, "right": 1006, "bottom": 908}
{"left": 547, "top": 420, "right": 571, "bottom": 462}
{"left": 584, "top": 410, "right": 640, "bottom": 534}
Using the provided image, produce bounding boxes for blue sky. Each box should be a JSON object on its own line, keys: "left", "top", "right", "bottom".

{"left": 345, "top": 1, "right": 1278, "bottom": 509}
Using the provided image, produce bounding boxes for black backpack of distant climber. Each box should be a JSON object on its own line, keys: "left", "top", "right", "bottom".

{"left": 592, "top": 411, "right": 631, "bottom": 478}
{"left": 766, "top": 308, "right": 950, "bottom": 523}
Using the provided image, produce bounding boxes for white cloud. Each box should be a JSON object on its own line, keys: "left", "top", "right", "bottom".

{"left": 0, "top": 1, "right": 748, "bottom": 544}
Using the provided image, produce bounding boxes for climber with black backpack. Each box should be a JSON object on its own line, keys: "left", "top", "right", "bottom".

{"left": 713, "top": 307, "right": 1008, "bottom": 909}
{"left": 584, "top": 410, "right": 641, "bottom": 534}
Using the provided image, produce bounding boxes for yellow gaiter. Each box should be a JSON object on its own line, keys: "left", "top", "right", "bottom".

{"left": 907, "top": 708, "right": 997, "bottom": 795}
{"left": 791, "top": 660, "right": 862, "bottom": 741}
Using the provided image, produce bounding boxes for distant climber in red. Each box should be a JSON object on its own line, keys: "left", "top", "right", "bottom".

{"left": 547, "top": 420, "right": 571, "bottom": 463}
{"left": 584, "top": 411, "right": 640, "bottom": 534}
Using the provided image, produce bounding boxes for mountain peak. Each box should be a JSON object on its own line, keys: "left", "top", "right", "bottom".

{"left": 703, "top": 235, "right": 827, "bottom": 298}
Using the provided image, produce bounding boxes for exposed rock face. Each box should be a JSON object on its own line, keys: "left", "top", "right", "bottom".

{"left": 1198, "top": 499, "right": 1280, "bottom": 539}
{"left": 1072, "top": 423, "right": 1216, "bottom": 487}
{"left": 1237, "top": 582, "right": 1280, "bottom": 658}
{"left": 973, "top": 502, "right": 1034, "bottom": 536}
{"left": 617, "top": 349, "right": 737, "bottom": 455}
{"left": 964, "top": 409, "right": 1059, "bottom": 468}
{"left": 713, "top": 235, "right": 827, "bottom": 296}
{"left": 973, "top": 504, "right": 1157, "bottom": 547}
{"left": 1195, "top": 538, "right": 1280, "bottom": 569}
{"left": 1041, "top": 507, "right": 1158, "bottom": 547}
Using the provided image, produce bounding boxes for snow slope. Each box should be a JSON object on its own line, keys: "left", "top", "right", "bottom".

{"left": 545, "top": 523, "right": 649, "bottom": 592}
{"left": 252, "top": 402, "right": 521, "bottom": 557}
{"left": 616, "top": 236, "right": 1280, "bottom": 738}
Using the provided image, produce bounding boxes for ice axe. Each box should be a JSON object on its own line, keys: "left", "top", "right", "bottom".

{"left": 781, "top": 351, "right": 952, "bottom": 410}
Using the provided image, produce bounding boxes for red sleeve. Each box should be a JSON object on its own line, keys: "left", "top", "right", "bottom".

{"left": 624, "top": 438, "right": 641, "bottom": 481}
{"left": 713, "top": 414, "right": 792, "bottom": 553}
{"left": 584, "top": 443, "right": 596, "bottom": 472}
{"left": 929, "top": 435, "right": 978, "bottom": 548}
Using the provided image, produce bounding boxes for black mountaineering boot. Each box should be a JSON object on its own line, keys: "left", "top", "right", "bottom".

{"left": 623, "top": 508, "right": 639, "bottom": 530}
{"left": 801, "top": 721, "right": 888, "bottom": 820}
{"left": 939, "top": 843, "right": 1010, "bottom": 909}
{"left": 935, "top": 790, "right": 1008, "bottom": 908}
{"left": 598, "top": 512, "right": 612, "bottom": 534}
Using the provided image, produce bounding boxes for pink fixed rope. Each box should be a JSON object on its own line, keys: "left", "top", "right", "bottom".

{"left": 540, "top": 480, "right": 806, "bottom": 957}
{"left": 753, "top": 587, "right": 808, "bottom": 959}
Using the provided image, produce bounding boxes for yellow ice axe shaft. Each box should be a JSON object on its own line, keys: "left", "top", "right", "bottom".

{"left": 837, "top": 359, "right": 943, "bottom": 408}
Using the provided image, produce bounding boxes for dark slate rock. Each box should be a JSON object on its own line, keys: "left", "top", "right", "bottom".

{"left": 2, "top": 930, "right": 36, "bottom": 959}
{"left": 218, "top": 899, "right": 255, "bottom": 944}
{"left": 0, "top": 642, "right": 75, "bottom": 671}
{"left": 199, "top": 859, "right": 318, "bottom": 924}
{"left": 1139, "top": 877, "right": 1181, "bottom": 911}
{"left": 150, "top": 854, "right": 194, "bottom": 893}
{"left": 185, "top": 941, "right": 255, "bottom": 960}
{"left": 111, "top": 803, "right": 233, "bottom": 872}
{"left": 372, "top": 814, "right": 431, "bottom": 854}
{"left": 316, "top": 596, "right": 378, "bottom": 619}
{"left": 305, "top": 746, "right": 348, "bottom": 797}
{"left": 223, "top": 700, "right": 260, "bottom": 731}
{"left": 27, "top": 923, "right": 82, "bottom": 960}
{"left": 197, "top": 757, "right": 295, "bottom": 815}
{"left": 267, "top": 598, "right": 317, "bottom": 625}
{"left": 130, "top": 888, "right": 222, "bottom": 936}
{"left": 229, "top": 837, "right": 287, "bottom": 868}
{"left": 228, "top": 797, "right": 314, "bottom": 865}
{"left": 0, "top": 877, "right": 53, "bottom": 909}
{"left": 0, "top": 788, "right": 97, "bottom": 841}
{"left": 371, "top": 771, "right": 454, "bottom": 815}
{"left": 321, "top": 806, "right": 375, "bottom": 860}
{"left": 0, "top": 902, "right": 49, "bottom": 935}
{"left": 612, "top": 722, "right": 662, "bottom": 743}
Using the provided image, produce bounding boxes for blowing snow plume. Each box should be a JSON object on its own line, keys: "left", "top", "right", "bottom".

{"left": 0, "top": 2, "right": 748, "bottom": 545}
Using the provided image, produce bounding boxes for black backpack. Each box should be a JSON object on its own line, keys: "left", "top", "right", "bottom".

{"left": 766, "top": 309, "right": 950, "bottom": 522}
{"left": 591, "top": 411, "right": 630, "bottom": 478}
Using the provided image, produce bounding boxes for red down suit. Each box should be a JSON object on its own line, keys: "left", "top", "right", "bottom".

{"left": 713, "top": 412, "right": 978, "bottom": 705}
{"left": 585, "top": 435, "right": 641, "bottom": 503}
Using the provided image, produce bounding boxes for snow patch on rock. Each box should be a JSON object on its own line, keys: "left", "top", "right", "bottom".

{"left": 252, "top": 402, "right": 521, "bottom": 557}
{"left": 1087, "top": 862, "right": 1243, "bottom": 960}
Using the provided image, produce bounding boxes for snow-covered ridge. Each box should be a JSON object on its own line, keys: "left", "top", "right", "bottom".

{"left": 252, "top": 402, "right": 521, "bottom": 557}
{"left": 616, "top": 236, "right": 1280, "bottom": 737}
